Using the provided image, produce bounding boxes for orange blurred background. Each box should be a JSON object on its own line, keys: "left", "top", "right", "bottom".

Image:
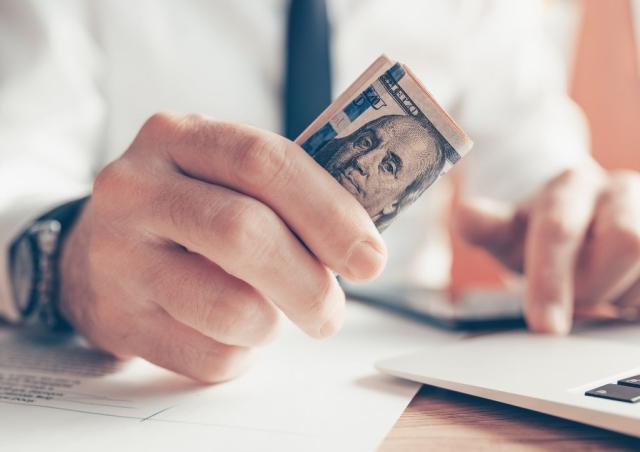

{"left": 451, "top": 0, "right": 640, "bottom": 290}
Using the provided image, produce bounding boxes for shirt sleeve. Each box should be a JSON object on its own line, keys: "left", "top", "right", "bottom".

{"left": 0, "top": 1, "right": 105, "bottom": 321}
{"left": 455, "top": 0, "right": 590, "bottom": 204}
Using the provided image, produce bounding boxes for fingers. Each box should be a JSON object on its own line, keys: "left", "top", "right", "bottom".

{"left": 129, "top": 308, "right": 253, "bottom": 383}
{"left": 616, "top": 279, "right": 640, "bottom": 319}
{"left": 524, "top": 169, "right": 602, "bottom": 334}
{"left": 575, "top": 171, "right": 640, "bottom": 305}
{"left": 150, "top": 113, "right": 386, "bottom": 282}
{"left": 140, "top": 244, "right": 281, "bottom": 347}
{"left": 145, "top": 174, "right": 345, "bottom": 339}
{"left": 454, "top": 198, "right": 526, "bottom": 272}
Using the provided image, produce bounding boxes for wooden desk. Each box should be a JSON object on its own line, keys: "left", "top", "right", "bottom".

{"left": 380, "top": 385, "right": 640, "bottom": 451}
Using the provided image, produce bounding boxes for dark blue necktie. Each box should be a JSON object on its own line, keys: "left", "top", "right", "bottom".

{"left": 284, "top": 0, "right": 332, "bottom": 140}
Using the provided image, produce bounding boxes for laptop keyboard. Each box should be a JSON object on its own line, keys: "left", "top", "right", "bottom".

{"left": 618, "top": 376, "right": 640, "bottom": 388}
{"left": 586, "top": 375, "right": 640, "bottom": 403}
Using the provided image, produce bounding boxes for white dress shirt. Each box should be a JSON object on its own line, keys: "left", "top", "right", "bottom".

{"left": 0, "top": 0, "right": 589, "bottom": 321}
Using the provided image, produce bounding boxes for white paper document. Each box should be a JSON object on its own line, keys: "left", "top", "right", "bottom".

{"left": 0, "top": 301, "right": 462, "bottom": 452}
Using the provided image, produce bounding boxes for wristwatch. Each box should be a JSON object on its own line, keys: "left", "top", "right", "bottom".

{"left": 8, "top": 197, "right": 88, "bottom": 331}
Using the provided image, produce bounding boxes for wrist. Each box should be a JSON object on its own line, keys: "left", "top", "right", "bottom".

{"left": 58, "top": 203, "right": 93, "bottom": 331}
{"left": 8, "top": 197, "right": 89, "bottom": 331}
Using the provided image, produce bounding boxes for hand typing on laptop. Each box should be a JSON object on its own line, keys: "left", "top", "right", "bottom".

{"left": 456, "top": 160, "right": 640, "bottom": 335}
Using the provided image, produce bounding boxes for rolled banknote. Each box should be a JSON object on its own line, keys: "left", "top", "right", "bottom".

{"left": 296, "top": 55, "right": 473, "bottom": 231}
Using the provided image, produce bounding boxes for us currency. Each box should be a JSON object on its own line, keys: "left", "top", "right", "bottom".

{"left": 296, "top": 55, "right": 473, "bottom": 231}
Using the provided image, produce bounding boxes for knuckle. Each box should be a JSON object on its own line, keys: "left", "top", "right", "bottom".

{"left": 191, "top": 286, "right": 232, "bottom": 339}
{"left": 232, "top": 293, "right": 280, "bottom": 345}
{"left": 217, "top": 199, "right": 276, "bottom": 257}
{"left": 197, "top": 305, "right": 228, "bottom": 341}
{"left": 92, "top": 161, "right": 125, "bottom": 201}
{"left": 178, "top": 112, "right": 209, "bottom": 128}
{"left": 139, "top": 111, "right": 181, "bottom": 139}
{"left": 92, "top": 159, "right": 151, "bottom": 224}
{"left": 209, "top": 292, "right": 279, "bottom": 346}
{"left": 550, "top": 168, "right": 579, "bottom": 187}
{"left": 134, "top": 112, "right": 185, "bottom": 160}
{"left": 233, "top": 131, "right": 290, "bottom": 190}
{"left": 173, "top": 113, "right": 216, "bottom": 148}
{"left": 189, "top": 346, "right": 251, "bottom": 383}
{"left": 545, "top": 167, "right": 593, "bottom": 194}
{"left": 537, "top": 213, "right": 580, "bottom": 243}
{"left": 159, "top": 189, "right": 223, "bottom": 252}
{"left": 92, "top": 159, "right": 138, "bottom": 204}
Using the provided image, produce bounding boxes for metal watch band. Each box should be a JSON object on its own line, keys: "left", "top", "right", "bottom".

{"left": 10, "top": 197, "right": 89, "bottom": 331}
{"left": 33, "top": 219, "right": 67, "bottom": 330}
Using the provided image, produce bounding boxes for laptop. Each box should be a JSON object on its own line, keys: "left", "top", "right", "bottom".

{"left": 376, "top": 331, "right": 640, "bottom": 438}
{"left": 345, "top": 285, "right": 525, "bottom": 330}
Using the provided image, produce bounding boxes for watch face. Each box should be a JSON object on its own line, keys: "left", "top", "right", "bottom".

{"left": 10, "top": 236, "right": 36, "bottom": 315}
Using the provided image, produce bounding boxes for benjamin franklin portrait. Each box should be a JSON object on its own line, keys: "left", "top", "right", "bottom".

{"left": 314, "top": 115, "right": 447, "bottom": 230}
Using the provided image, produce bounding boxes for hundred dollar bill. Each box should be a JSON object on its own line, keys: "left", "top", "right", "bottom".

{"left": 295, "top": 55, "right": 473, "bottom": 231}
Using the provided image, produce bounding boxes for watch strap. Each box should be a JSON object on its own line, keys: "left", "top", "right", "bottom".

{"left": 9, "top": 196, "right": 89, "bottom": 331}
{"left": 34, "top": 196, "right": 89, "bottom": 238}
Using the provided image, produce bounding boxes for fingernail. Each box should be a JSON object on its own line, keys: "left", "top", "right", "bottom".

{"left": 345, "top": 240, "right": 386, "bottom": 281}
{"left": 542, "top": 304, "right": 571, "bottom": 335}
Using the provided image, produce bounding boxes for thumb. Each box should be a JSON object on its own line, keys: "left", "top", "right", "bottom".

{"left": 453, "top": 197, "right": 526, "bottom": 273}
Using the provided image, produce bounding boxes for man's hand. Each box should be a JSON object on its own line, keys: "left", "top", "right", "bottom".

{"left": 455, "top": 160, "right": 640, "bottom": 334}
{"left": 59, "top": 112, "right": 387, "bottom": 382}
